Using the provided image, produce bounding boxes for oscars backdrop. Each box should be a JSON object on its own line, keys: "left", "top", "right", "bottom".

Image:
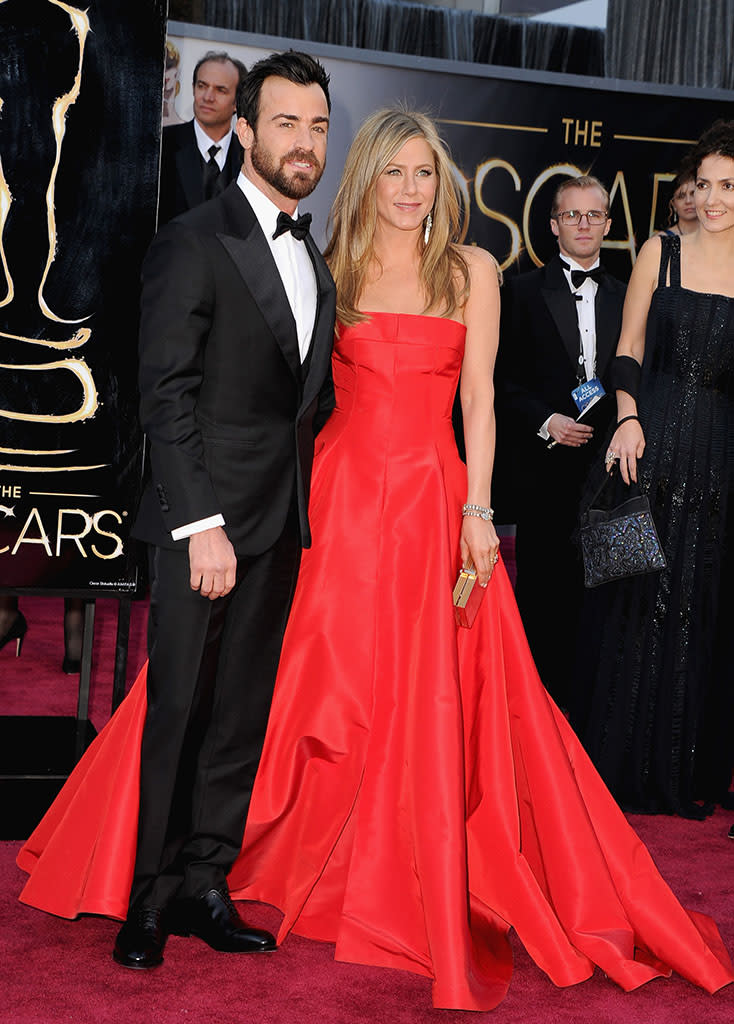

{"left": 0, "top": 1, "right": 166, "bottom": 595}
{"left": 167, "top": 23, "right": 732, "bottom": 282}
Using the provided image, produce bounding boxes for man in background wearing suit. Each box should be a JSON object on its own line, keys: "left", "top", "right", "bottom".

{"left": 115, "top": 51, "right": 335, "bottom": 970}
{"left": 495, "top": 176, "right": 625, "bottom": 710}
{"left": 157, "top": 49, "right": 248, "bottom": 225}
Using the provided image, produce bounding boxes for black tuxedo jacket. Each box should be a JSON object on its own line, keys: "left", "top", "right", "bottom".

{"left": 494, "top": 253, "right": 626, "bottom": 518}
{"left": 157, "top": 120, "right": 244, "bottom": 226}
{"left": 133, "top": 181, "right": 336, "bottom": 556}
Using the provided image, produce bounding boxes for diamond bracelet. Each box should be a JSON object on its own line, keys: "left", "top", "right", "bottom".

{"left": 462, "top": 503, "right": 494, "bottom": 521}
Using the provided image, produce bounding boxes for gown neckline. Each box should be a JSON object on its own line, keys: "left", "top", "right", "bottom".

{"left": 356, "top": 310, "right": 466, "bottom": 329}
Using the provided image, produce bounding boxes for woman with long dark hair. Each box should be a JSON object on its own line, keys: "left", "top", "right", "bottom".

{"left": 574, "top": 121, "right": 734, "bottom": 818}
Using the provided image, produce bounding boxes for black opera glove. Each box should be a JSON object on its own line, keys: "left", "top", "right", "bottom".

{"left": 608, "top": 355, "right": 641, "bottom": 401}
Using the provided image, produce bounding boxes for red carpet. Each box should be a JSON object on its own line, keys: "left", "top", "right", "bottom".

{"left": 3, "top": 594, "right": 734, "bottom": 1022}
{"left": 1, "top": 596, "right": 149, "bottom": 726}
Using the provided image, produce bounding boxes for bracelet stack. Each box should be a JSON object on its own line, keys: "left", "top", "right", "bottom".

{"left": 462, "top": 503, "right": 494, "bottom": 522}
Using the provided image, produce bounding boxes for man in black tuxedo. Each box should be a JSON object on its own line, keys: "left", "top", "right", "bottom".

{"left": 495, "top": 175, "right": 625, "bottom": 710}
{"left": 115, "top": 51, "right": 335, "bottom": 970}
{"left": 157, "top": 50, "right": 248, "bottom": 225}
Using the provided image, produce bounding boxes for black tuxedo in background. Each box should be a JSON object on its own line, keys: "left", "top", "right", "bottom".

{"left": 495, "top": 253, "right": 625, "bottom": 708}
{"left": 157, "top": 120, "right": 244, "bottom": 226}
{"left": 130, "top": 181, "right": 335, "bottom": 911}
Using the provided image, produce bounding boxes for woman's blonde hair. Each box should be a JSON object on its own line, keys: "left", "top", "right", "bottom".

{"left": 324, "top": 107, "right": 469, "bottom": 326}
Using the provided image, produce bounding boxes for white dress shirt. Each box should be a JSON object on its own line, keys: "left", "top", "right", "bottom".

{"left": 193, "top": 117, "right": 233, "bottom": 170}
{"left": 538, "top": 254, "right": 601, "bottom": 441}
{"left": 237, "top": 172, "right": 317, "bottom": 362}
{"left": 171, "top": 172, "right": 318, "bottom": 542}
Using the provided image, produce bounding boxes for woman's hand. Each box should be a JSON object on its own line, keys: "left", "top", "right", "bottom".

{"left": 606, "top": 420, "right": 645, "bottom": 484}
{"left": 460, "top": 515, "right": 500, "bottom": 587}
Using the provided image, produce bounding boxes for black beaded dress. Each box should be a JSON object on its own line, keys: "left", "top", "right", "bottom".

{"left": 572, "top": 234, "right": 734, "bottom": 817}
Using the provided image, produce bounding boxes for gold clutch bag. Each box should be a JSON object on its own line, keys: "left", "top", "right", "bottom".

{"left": 452, "top": 566, "right": 485, "bottom": 628}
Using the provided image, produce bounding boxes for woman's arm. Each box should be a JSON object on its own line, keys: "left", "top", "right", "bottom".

{"left": 459, "top": 247, "right": 501, "bottom": 585}
{"left": 607, "top": 236, "right": 660, "bottom": 483}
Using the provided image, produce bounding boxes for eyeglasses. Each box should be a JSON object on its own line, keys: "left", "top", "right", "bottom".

{"left": 554, "top": 210, "right": 608, "bottom": 226}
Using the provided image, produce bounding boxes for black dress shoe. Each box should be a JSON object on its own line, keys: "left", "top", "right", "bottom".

{"left": 173, "top": 888, "right": 276, "bottom": 953}
{"left": 113, "top": 907, "right": 168, "bottom": 969}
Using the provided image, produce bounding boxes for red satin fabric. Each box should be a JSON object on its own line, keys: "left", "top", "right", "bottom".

{"left": 18, "top": 314, "right": 733, "bottom": 1010}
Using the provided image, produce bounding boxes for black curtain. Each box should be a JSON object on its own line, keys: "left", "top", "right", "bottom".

{"left": 473, "top": 14, "right": 603, "bottom": 74}
{"left": 606, "top": 0, "right": 734, "bottom": 89}
{"left": 172, "top": 0, "right": 605, "bottom": 76}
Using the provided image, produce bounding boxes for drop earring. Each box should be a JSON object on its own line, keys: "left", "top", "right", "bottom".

{"left": 424, "top": 212, "right": 433, "bottom": 245}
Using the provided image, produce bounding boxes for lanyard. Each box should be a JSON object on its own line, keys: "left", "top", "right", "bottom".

{"left": 572, "top": 290, "right": 596, "bottom": 384}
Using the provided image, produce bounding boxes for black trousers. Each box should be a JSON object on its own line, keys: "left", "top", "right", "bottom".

{"left": 130, "top": 511, "right": 301, "bottom": 910}
{"left": 514, "top": 496, "right": 584, "bottom": 711}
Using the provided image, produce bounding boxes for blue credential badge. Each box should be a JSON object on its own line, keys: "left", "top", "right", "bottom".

{"left": 572, "top": 377, "right": 605, "bottom": 414}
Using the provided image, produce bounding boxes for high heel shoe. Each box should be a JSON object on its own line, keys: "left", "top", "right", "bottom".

{"left": 0, "top": 611, "right": 27, "bottom": 657}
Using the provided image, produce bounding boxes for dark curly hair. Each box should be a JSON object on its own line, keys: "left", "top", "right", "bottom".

{"left": 688, "top": 120, "right": 734, "bottom": 175}
{"left": 670, "top": 156, "right": 696, "bottom": 194}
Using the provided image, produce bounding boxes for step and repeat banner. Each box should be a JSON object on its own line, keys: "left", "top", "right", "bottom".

{"left": 0, "top": 1, "right": 166, "bottom": 596}
{"left": 1, "top": 16, "right": 731, "bottom": 595}
{"left": 167, "top": 25, "right": 732, "bottom": 280}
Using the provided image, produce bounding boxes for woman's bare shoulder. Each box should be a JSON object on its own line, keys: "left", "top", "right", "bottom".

{"left": 457, "top": 244, "right": 502, "bottom": 284}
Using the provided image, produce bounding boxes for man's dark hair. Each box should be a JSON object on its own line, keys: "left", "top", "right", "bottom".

{"left": 689, "top": 120, "right": 734, "bottom": 175}
{"left": 192, "top": 50, "right": 248, "bottom": 91}
{"left": 237, "top": 50, "right": 331, "bottom": 126}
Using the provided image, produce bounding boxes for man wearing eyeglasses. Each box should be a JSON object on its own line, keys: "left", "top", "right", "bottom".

{"left": 495, "top": 175, "right": 626, "bottom": 711}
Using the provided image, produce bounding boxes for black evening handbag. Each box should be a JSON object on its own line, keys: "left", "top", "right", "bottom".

{"left": 580, "top": 467, "right": 666, "bottom": 588}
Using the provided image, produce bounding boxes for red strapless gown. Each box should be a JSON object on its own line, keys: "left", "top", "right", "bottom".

{"left": 18, "top": 314, "right": 733, "bottom": 1010}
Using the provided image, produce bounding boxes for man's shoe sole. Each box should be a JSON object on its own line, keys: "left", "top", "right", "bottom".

{"left": 112, "top": 949, "right": 164, "bottom": 969}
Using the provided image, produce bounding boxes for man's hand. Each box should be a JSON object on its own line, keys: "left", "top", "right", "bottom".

{"left": 548, "top": 413, "right": 593, "bottom": 447}
{"left": 188, "top": 526, "right": 236, "bottom": 600}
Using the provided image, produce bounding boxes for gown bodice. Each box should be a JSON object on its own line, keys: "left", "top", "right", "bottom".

{"left": 329, "top": 313, "right": 465, "bottom": 449}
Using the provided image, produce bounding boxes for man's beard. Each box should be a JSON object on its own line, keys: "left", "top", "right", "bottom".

{"left": 250, "top": 137, "right": 324, "bottom": 200}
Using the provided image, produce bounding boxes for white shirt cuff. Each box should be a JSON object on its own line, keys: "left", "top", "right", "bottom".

{"left": 171, "top": 513, "right": 225, "bottom": 542}
{"left": 538, "top": 415, "right": 553, "bottom": 441}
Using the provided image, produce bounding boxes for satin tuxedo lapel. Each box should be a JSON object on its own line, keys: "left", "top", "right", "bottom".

{"left": 540, "top": 256, "right": 580, "bottom": 370}
{"left": 300, "top": 232, "right": 336, "bottom": 409}
{"left": 216, "top": 189, "right": 301, "bottom": 383}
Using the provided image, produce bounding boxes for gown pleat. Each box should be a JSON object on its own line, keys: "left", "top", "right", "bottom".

{"left": 18, "top": 313, "right": 733, "bottom": 1011}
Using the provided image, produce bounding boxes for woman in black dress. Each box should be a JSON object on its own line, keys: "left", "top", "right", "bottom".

{"left": 573, "top": 121, "right": 734, "bottom": 818}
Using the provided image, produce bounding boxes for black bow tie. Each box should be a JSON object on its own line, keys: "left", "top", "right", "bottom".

{"left": 561, "top": 260, "right": 605, "bottom": 289}
{"left": 273, "top": 210, "right": 312, "bottom": 241}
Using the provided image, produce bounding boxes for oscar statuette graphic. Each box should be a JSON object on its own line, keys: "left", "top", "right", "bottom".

{"left": 0, "top": 0, "right": 166, "bottom": 593}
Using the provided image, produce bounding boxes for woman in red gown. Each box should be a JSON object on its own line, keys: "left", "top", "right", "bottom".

{"left": 18, "top": 109, "right": 733, "bottom": 1011}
